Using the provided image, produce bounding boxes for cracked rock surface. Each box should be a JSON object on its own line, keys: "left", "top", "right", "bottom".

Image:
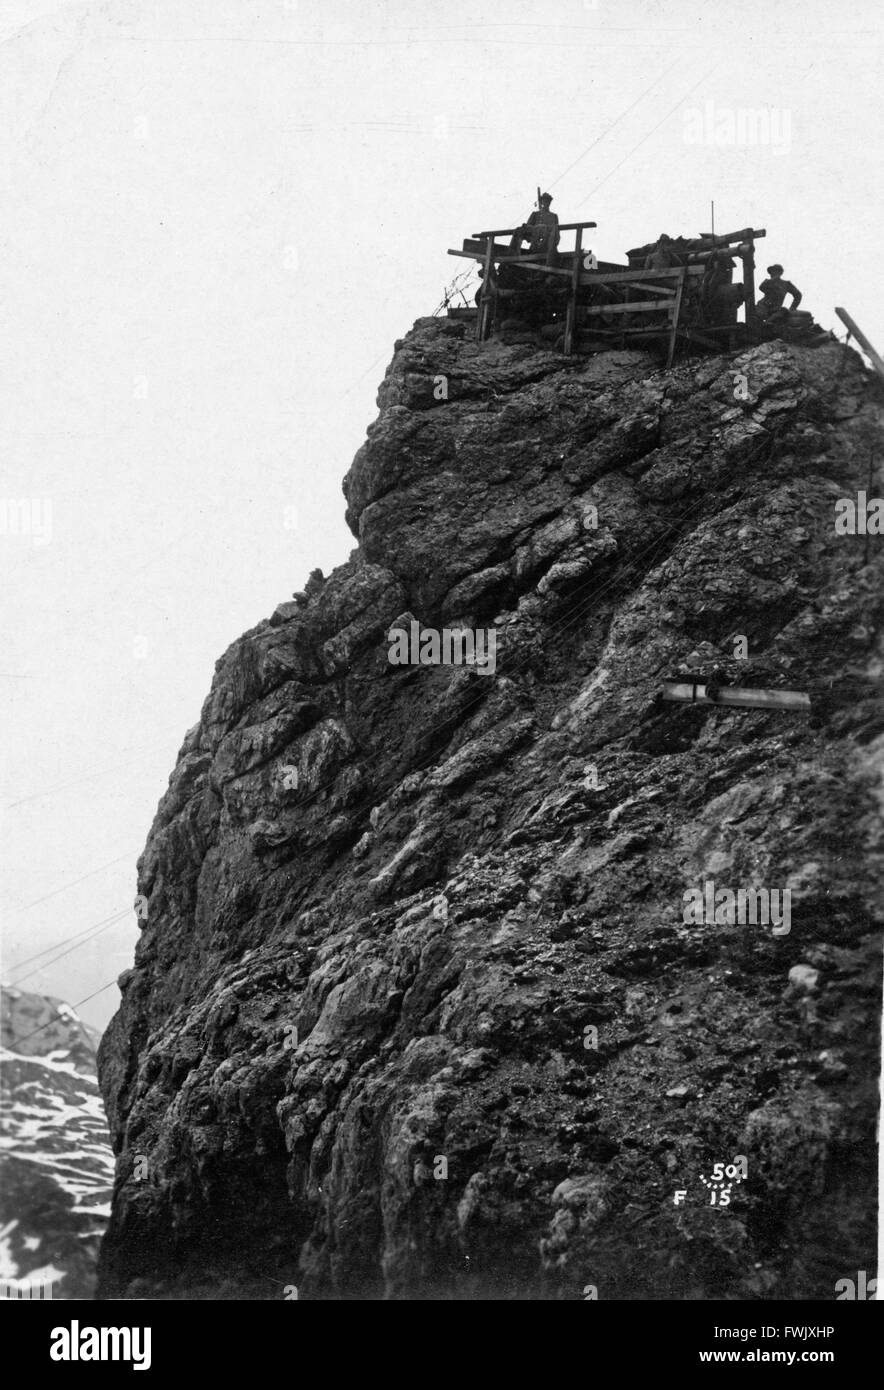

{"left": 98, "top": 319, "right": 883, "bottom": 1299}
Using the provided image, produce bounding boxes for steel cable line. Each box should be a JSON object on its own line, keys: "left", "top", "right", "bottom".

{"left": 578, "top": 61, "right": 722, "bottom": 207}
{"left": 6, "top": 740, "right": 170, "bottom": 810}
{"left": 10, "top": 852, "right": 138, "bottom": 913}
{"left": 6, "top": 906, "right": 134, "bottom": 973}
{"left": 8, "top": 910, "right": 132, "bottom": 988}
{"left": 6, "top": 980, "right": 119, "bottom": 1051}
{"left": 546, "top": 58, "right": 682, "bottom": 192}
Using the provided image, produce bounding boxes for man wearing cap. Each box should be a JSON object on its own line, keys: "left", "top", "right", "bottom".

{"left": 509, "top": 192, "right": 560, "bottom": 263}
{"left": 644, "top": 233, "right": 677, "bottom": 271}
{"left": 756, "top": 264, "right": 802, "bottom": 324}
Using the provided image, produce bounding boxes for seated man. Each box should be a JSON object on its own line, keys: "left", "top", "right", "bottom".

{"left": 509, "top": 192, "right": 560, "bottom": 264}
{"left": 756, "top": 264, "right": 802, "bottom": 323}
{"left": 644, "top": 233, "right": 678, "bottom": 270}
{"left": 700, "top": 250, "right": 743, "bottom": 323}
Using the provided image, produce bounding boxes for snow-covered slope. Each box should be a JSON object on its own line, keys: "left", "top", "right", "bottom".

{"left": 1, "top": 986, "right": 115, "bottom": 1299}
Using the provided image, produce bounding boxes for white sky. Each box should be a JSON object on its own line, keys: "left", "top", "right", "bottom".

{"left": 2, "top": 0, "right": 883, "bottom": 1032}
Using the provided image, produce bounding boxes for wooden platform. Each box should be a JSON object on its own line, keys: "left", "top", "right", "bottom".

{"left": 448, "top": 219, "right": 767, "bottom": 361}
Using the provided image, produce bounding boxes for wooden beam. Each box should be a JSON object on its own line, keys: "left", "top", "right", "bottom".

{"left": 587, "top": 266, "right": 704, "bottom": 285}
{"left": 477, "top": 236, "right": 494, "bottom": 342}
{"left": 584, "top": 300, "right": 674, "bottom": 315}
{"left": 472, "top": 220, "right": 597, "bottom": 238}
{"left": 622, "top": 281, "right": 678, "bottom": 297}
{"left": 835, "top": 308, "right": 884, "bottom": 385}
{"left": 661, "top": 681, "right": 810, "bottom": 712}
{"left": 449, "top": 248, "right": 497, "bottom": 263}
{"left": 450, "top": 246, "right": 572, "bottom": 269}
{"left": 681, "top": 323, "right": 748, "bottom": 336}
{"left": 514, "top": 262, "right": 679, "bottom": 296}
{"left": 508, "top": 260, "right": 584, "bottom": 279}
{"left": 698, "top": 227, "right": 766, "bottom": 245}
{"left": 592, "top": 266, "right": 686, "bottom": 284}
{"left": 580, "top": 326, "right": 679, "bottom": 338}
{"left": 666, "top": 267, "right": 686, "bottom": 368}
{"left": 677, "top": 327, "right": 733, "bottom": 350}
{"left": 565, "top": 226, "right": 583, "bottom": 356}
{"left": 466, "top": 240, "right": 558, "bottom": 256}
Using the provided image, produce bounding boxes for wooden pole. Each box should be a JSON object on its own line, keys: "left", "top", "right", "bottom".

{"left": 835, "top": 308, "right": 884, "bottom": 385}
{"left": 662, "top": 681, "right": 811, "bottom": 712}
{"left": 478, "top": 236, "right": 494, "bottom": 342}
{"left": 666, "top": 267, "right": 686, "bottom": 368}
{"left": 742, "top": 240, "right": 757, "bottom": 326}
{"left": 565, "top": 225, "right": 583, "bottom": 355}
{"left": 472, "top": 220, "right": 596, "bottom": 238}
{"left": 698, "top": 226, "right": 766, "bottom": 246}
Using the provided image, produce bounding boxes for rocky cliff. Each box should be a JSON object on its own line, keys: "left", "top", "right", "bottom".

{"left": 1, "top": 986, "right": 115, "bottom": 1298}
{"left": 97, "top": 321, "right": 883, "bottom": 1300}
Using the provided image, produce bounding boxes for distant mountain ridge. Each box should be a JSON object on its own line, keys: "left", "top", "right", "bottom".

{"left": 1, "top": 985, "right": 114, "bottom": 1299}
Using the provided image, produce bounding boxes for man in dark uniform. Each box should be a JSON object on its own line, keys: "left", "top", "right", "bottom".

{"left": 509, "top": 192, "right": 560, "bottom": 264}
{"left": 700, "top": 250, "right": 743, "bottom": 324}
{"left": 644, "top": 233, "right": 677, "bottom": 270}
{"left": 756, "top": 264, "right": 802, "bottom": 324}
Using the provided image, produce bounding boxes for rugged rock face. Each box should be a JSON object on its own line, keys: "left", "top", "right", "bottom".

{"left": 1, "top": 986, "right": 115, "bottom": 1299}
{"left": 98, "top": 321, "right": 883, "bottom": 1300}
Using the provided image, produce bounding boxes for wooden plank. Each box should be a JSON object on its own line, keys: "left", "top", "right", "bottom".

{"left": 677, "top": 327, "right": 732, "bottom": 350}
{"left": 449, "top": 248, "right": 495, "bottom": 263}
{"left": 477, "top": 236, "right": 494, "bottom": 342}
{"left": 580, "top": 266, "right": 703, "bottom": 286}
{"left": 666, "top": 267, "right": 686, "bottom": 368}
{"left": 835, "top": 308, "right": 884, "bottom": 385}
{"left": 513, "top": 263, "right": 679, "bottom": 296}
{"left": 681, "top": 323, "right": 748, "bottom": 336}
{"left": 509, "top": 261, "right": 584, "bottom": 279}
{"left": 584, "top": 300, "right": 674, "bottom": 316}
{"left": 622, "top": 282, "right": 677, "bottom": 297}
{"left": 462, "top": 238, "right": 515, "bottom": 257}
{"left": 662, "top": 681, "right": 810, "bottom": 712}
{"left": 564, "top": 226, "right": 583, "bottom": 355}
{"left": 579, "top": 327, "right": 679, "bottom": 340}
{"left": 592, "top": 266, "right": 686, "bottom": 282}
{"left": 448, "top": 247, "right": 553, "bottom": 265}
{"left": 698, "top": 226, "right": 766, "bottom": 245}
{"left": 471, "top": 220, "right": 597, "bottom": 238}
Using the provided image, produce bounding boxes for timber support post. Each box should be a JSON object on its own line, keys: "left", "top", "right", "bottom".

{"left": 477, "top": 235, "right": 494, "bottom": 342}
{"left": 666, "top": 267, "right": 686, "bottom": 368}
{"left": 742, "top": 240, "right": 757, "bottom": 327}
{"left": 565, "top": 225, "right": 583, "bottom": 355}
{"left": 835, "top": 307, "right": 884, "bottom": 385}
